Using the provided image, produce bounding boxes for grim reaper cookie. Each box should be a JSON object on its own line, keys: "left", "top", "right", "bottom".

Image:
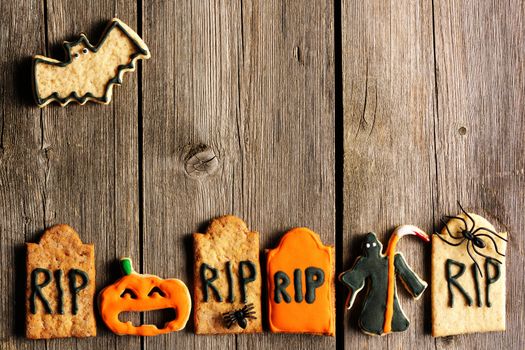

{"left": 32, "top": 18, "right": 150, "bottom": 107}
{"left": 26, "top": 224, "right": 96, "bottom": 339}
{"left": 193, "top": 215, "right": 262, "bottom": 334}
{"left": 432, "top": 203, "right": 508, "bottom": 337}
{"left": 339, "top": 226, "right": 429, "bottom": 336}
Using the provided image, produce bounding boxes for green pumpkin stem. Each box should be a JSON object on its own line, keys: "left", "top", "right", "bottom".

{"left": 120, "top": 257, "right": 135, "bottom": 276}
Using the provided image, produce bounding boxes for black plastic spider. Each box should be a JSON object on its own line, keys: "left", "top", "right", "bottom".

{"left": 222, "top": 303, "right": 257, "bottom": 329}
{"left": 434, "top": 202, "right": 507, "bottom": 276}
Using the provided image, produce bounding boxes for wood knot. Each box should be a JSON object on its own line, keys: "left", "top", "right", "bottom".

{"left": 184, "top": 144, "right": 219, "bottom": 178}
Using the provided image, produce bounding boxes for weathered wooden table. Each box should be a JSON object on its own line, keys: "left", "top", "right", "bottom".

{"left": 1, "top": 0, "right": 523, "bottom": 349}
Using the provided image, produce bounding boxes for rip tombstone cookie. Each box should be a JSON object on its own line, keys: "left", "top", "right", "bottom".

{"left": 432, "top": 204, "right": 508, "bottom": 337}
{"left": 32, "top": 18, "right": 150, "bottom": 107}
{"left": 26, "top": 224, "right": 96, "bottom": 339}
{"left": 267, "top": 227, "right": 335, "bottom": 336}
{"left": 193, "top": 216, "right": 262, "bottom": 334}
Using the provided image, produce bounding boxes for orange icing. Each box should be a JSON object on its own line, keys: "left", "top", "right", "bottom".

{"left": 99, "top": 260, "right": 191, "bottom": 336}
{"left": 383, "top": 233, "right": 399, "bottom": 333}
{"left": 267, "top": 227, "right": 334, "bottom": 336}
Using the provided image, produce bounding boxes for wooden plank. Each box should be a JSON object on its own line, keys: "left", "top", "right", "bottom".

{"left": 341, "top": 0, "right": 436, "bottom": 349}
{"left": 141, "top": 0, "right": 334, "bottom": 349}
{"left": 0, "top": 0, "right": 46, "bottom": 349}
{"left": 433, "top": 0, "right": 525, "bottom": 348}
{"left": 35, "top": 0, "right": 141, "bottom": 349}
{"left": 141, "top": 0, "right": 237, "bottom": 348}
{"left": 236, "top": 0, "right": 335, "bottom": 348}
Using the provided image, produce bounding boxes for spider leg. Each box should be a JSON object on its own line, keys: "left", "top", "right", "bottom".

{"left": 457, "top": 201, "right": 477, "bottom": 231}
{"left": 440, "top": 218, "right": 464, "bottom": 239}
{"left": 433, "top": 232, "right": 466, "bottom": 246}
{"left": 224, "top": 314, "right": 237, "bottom": 323}
{"left": 243, "top": 304, "right": 255, "bottom": 311}
{"left": 444, "top": 215, "right": 470, "bottom": 235}
{"left": 471, "top": 226, "right": 508, "bottom": 242}
{"left": 246, "top": 315, "right": 257, "bottom": 320}
{"left": 475, "top": 234, "right": 506, "bottom": 257}
{"left": 472, "top": 243, "right": 503, "bottom": 265}
{"left": 466, "top": 240, "right": 483, "bottom": 277}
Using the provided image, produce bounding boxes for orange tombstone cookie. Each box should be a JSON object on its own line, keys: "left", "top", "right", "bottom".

{"left": 266, "top": 227, "right": 335, "bottom": 336}
{"left": 99, "top": 257, "right": 191, "bottom": 336}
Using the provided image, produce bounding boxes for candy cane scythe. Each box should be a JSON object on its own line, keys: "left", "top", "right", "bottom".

{"left": 383, "top": 225, "right": 430, "bottom": 334}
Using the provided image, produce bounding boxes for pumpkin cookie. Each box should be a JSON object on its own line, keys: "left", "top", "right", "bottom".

{"left": 26, "top": 224, "right": 96, "bottom": 339}
{"left": 193, "top": 215, "right": 262, "bottom": 334}
{"left": 266, "top": 227, "right": 335, "bottom": 336}
{"left": 99, "top": 257, "right": 191, "bottom": 336}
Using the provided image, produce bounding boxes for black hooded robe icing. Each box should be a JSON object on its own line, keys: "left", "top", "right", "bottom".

{"left": 340, "top": 233, "right": 426, "bottom": 335}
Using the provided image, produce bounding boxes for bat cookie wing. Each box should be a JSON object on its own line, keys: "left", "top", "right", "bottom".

{"left": 33, "top": 18, "right": 150, "bottom": 107}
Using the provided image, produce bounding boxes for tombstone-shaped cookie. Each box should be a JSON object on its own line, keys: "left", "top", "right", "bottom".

{"left": 267, "top": 227, "right": 335, "bottom": 336}
{"left": 26, "top": 224, "right": 96, "bottom": 339}
{"left": 193, "top": 216, "right": 262, "bottom": 334}
{"left": 432, "top": 205, "right": 508, "bottom": 337}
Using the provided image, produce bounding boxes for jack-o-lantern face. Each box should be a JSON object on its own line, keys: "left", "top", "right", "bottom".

{"left": 99, "top": 258, "right": 191, "bottom": 336}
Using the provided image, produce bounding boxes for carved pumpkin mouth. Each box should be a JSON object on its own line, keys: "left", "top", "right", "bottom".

{"left": 118, "top": 308, "right": 177, "bottom": 329}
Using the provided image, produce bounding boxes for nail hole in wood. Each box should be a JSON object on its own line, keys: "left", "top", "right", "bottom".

{"left": 293, "top": 46, "right": 302, "bottom": 64}
{"left": 184, "top": 144, "right": 220, "bottom": 179}
{"left": 458, "top": 126, "right": 467, "bottom": 135}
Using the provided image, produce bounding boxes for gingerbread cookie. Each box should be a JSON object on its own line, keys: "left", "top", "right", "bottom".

{"left": 266, "top": 227, "right": 335, "bottom": 336}
{"left": 33, "top": 18, "right": 150, "bottom": 107}
{"left": 339, "top": 226, "right": 429, "bottom": 336}
{"left": 99, "top": 257, "right": 191, "bottom": 336}
{"left": 431, "top": 203, "right": 508, "bottom": 337}
{"left": 26, "top": 224, "right": 96, "bottom": 339}
{"left": 193, "top": 216, "right": 262, "bottom": 334}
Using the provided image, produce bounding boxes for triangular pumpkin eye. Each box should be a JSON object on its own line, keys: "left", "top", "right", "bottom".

{"left": 148, "top": 286, "right": 166, "bottom": 297}
{"left": 120, "top": 288, "right": 138, "bottom": 299}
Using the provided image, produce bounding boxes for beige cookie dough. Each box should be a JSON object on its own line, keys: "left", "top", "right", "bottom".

{"left": 26, "top": 224, "right": 96, "bottom": 339}
{"left": 193, "top": 216, "right": 262, "bottom": 334}
{"left": 432, "top": 212, "right": 507, "bottom": 337}
{"left": 33, "top": 18, "right": 150, "bottom": 107}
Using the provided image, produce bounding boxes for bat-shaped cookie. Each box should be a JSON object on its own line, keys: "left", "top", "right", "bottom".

{"left": 32, "top": 18, "right": 150, "bottom": 107}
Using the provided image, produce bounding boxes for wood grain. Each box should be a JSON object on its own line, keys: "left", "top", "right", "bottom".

{"left": 1, "top": 0, "right": 524, "bottom": 349}
{"left": 0, "top": 0, "right": 141, "bottom": 349}
{"left": 0, "top": 0, "right": 46, "bottom": 349}
{"left": 141, "top": 0, "right": 334, "bottom": 348}
{"left": 341, "top": 0, "right": 436, "bottom": 349}
{"left": 236, "top": 0, "right": 334, "bottom": 348}
{"left": 39, "top": 1, "right": 141, "bottom": 349}
{"left": 433, "top": 0, "right": 525, "bottom": 348}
